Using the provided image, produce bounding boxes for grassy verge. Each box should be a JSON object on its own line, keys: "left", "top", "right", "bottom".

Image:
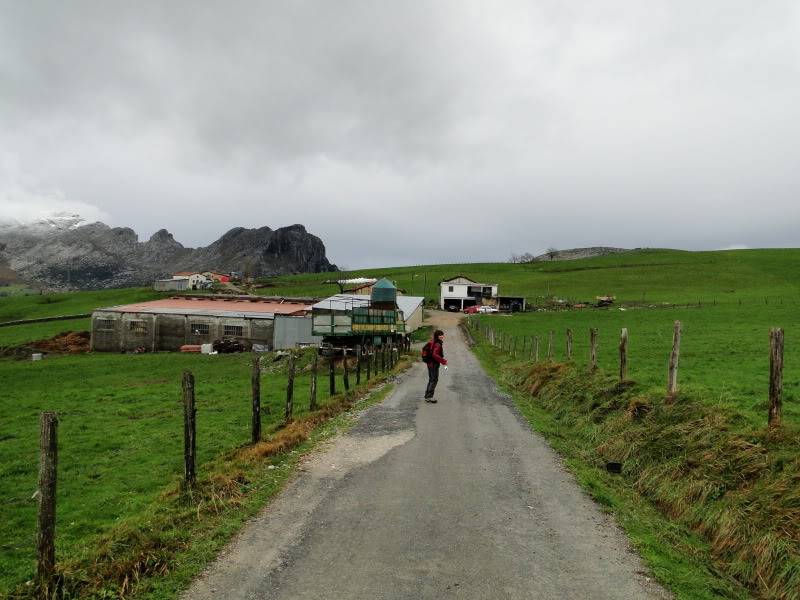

{"left": 410, "top": 324, "right": 433, "bottom": 343}
{"left": 1, "top": 350, "right": 409, "bottom": 598}
{"left": 471, "top": 328, "right": 800, "bottom": 599}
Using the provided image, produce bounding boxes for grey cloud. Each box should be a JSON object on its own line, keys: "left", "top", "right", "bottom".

{"left": 1, "top": 1, "right": 799, "bottom": 269}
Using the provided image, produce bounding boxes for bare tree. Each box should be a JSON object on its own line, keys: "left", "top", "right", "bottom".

{"left": 509, "top": 252, "right": 536, "bottom": 264}
{"left": 546, "top": 247, "right": 558, "bottom": 261}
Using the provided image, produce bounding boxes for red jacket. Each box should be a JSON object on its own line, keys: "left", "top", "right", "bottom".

{"left": 430, "top": 340, "right": 447, "bottom": 366}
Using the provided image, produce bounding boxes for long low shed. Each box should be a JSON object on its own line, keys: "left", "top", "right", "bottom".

{"left": 91, "top": 297, "right": 313, "bottom": 352}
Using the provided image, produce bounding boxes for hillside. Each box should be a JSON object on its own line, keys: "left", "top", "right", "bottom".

{"left": 256, "top": 248, "right": 800, "bottom": 305}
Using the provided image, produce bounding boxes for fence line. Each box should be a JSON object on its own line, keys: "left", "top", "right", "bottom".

{"left": 31, "top": 339, "right": 413, "bottom": 587}
{"left": 465, "top": 316, "right": 785, "bottom": 429}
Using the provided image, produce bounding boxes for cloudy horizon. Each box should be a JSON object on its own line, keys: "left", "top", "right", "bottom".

{"left": 1, "top": 1, "right": 799, "bottom": 269}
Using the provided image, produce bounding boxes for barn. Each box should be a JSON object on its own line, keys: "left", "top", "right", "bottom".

{"left": 90, "top": 296, "right": 316, "bottom": 352}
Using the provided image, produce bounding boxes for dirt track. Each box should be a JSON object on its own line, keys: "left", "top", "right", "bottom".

{"left": 184, "top": 311, "right": 669, "bottom": 599}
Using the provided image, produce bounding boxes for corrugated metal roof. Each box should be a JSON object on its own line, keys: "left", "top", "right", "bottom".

{"left": 97, "top": 297, "right": 312, "bottom": 318}
{"left": 313, "top": 294, "right": 424, "bottom": 317}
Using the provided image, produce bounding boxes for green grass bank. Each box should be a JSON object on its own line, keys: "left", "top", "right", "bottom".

{"left": 468, "top": 320, "right": 799, "bottom": 599}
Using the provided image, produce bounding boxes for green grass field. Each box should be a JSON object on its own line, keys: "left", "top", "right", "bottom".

{"left": 0, "top": 288, "right": 161, "bottom": 324}
{"left": 258, "top": 248, "right": 800, "bottom": 305}
{"left": 0, "top": 318, "right": 91, "bottom": 348}
{"left": 0, "top": 349, "right": 375, "bottom": 595}
{"left": 473, "top": 302, "right": 800, "bottom": 428}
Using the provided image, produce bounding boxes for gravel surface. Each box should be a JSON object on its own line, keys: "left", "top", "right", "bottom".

{"left": 184, "top": 314, "right": 670, "bottom": 600}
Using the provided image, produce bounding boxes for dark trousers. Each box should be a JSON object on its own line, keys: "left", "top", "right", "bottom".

{"left": 425, "top": 363, "right": 440, "bottom": 398}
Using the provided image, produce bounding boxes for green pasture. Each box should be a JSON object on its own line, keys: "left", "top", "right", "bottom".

{"left": 0, "top": 349, "right": 357, "bottom": 594}
{"left": 474, "top": 302, "right": 800, "bottom": 428}
{"left": 0, "top": 318, "right": 91, "bottom": 348}
{"left": 257, "top": 248, "right": 800, "bottom": 305}
{"left": 0, "top": 288, "right": 160, "bottom": 324}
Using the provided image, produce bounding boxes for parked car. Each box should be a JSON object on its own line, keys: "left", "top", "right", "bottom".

{"left": 478, "top": 306, "right": 499, "bottom": 314}
{"left": 463, "top": 305, "right": 480, "bottom": 314}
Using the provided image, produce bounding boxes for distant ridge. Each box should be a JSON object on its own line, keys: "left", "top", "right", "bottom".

{"left": 534, "top": 247, "right": 631, "bottom": 261}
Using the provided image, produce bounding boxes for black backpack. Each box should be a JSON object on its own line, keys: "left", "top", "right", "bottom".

{"left": 421, "top": 341, "right": 433, "bottom": 362}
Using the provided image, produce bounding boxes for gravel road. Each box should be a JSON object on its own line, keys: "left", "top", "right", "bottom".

{"left": 184, "top": 314, "right": 669, "bottom": 599}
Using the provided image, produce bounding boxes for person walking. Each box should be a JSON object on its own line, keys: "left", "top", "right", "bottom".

{"left": 423, "top": 329, "right": 448, "bottom": 402}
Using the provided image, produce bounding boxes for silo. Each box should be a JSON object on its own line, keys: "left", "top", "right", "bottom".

{"left": 370, "top": 278, "right": 397, "bottom": 308}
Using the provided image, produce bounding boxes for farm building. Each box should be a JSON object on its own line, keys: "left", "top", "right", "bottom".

{"left": 153, "top": 278, "right": 189, "bottom": 292}
{"left": 312, "top": 279, "right": 424, "bottom": 343}
{"left": 439, "top": 275, "right": 526, "bottom": 312}
{"left": 440, "top": 276, "right": 498, "bottom": 311}
{"left": 90, "top": 296, "right": 317, "bottom": 352}
{"left": 172, "top": 272, "right": 212, "bottom": 289}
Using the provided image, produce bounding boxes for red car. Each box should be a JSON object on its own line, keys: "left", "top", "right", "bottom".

{"left": 463, "top": 305, "right": 480, "bottom": 314}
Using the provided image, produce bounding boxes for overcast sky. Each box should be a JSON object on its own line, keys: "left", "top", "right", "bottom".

{"left": 1, "top": 1, "right": 799, "bottom": 268}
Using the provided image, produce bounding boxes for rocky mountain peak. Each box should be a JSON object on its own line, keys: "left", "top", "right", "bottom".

{"left": 0, "top": 215, "right": 336, "bottom": 290}
{"left": 149, "top": 228, "right": 182, "bottom": 247}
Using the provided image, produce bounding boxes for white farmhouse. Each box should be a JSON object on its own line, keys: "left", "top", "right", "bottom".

{"left": 172, "top": 271, "right": 212, "bottom": 290}
{"left": 439, "top": 276, "right": 498, "bottom": 311}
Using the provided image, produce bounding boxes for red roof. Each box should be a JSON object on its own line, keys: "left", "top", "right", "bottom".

{"left": 109, "top": 297, "right": 311, "bottom": 315}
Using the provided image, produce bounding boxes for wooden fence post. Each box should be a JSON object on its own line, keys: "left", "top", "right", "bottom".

{"left": 521, "top": 337, "right": 527, "bottom": 357}
{"left": 534, "top": 336, "right": 540, "bottom": 362}
{"left": 769, "top": 327, "right": 784, "bottom": 428}
{"left": 589, "top": 328, "right": 598, "bottom": 371}
{"left": 381, "top": 345, "right": 386, "bottom": 372}
{"left": 619, "top": 328, "right": 628, "bottom": 382}
{"left": 666, "top": 321, "right": 681, "bottom": 401}
{"left": 309, "top": 351, "right": 319, "bottom": 411}
{"left": 512, "top": 337, "right": 517, "bottom": 357}
{"left": 182, "top": 371, "right": 196, "bottom": 487}
{"left": 329, "top": 353, "right": 336, "bottom": 396}
{"left": 284, "top": 351, "right": 295, "bottom": 424}
{"left": 343, "top": 348, "right": 350, "bottom": 391}
{"left": 37, "top": 411, "right": 58, "bottom": 587}
{"left": 356, "top": 346, "right": 362, "bottom": 385}
{"left": 547, "top": 331, "right": 554, "bottom": 360}
{"left": 566, "top": 328, "right": 573, "bottom": 360}
{"left": 251, "top": 356, "right": 261, "bottom": 443}
{"left": 366, "top": 347, "right": 372, "bottom": 380}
